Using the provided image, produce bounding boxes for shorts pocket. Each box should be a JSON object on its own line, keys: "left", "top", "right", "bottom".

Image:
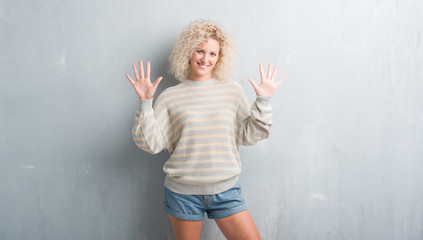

{"left": 218, "top": 183, "right": 242, "bottom": 200}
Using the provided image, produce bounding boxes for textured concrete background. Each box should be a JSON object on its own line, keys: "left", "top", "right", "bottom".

{"left": 1, "top": 0, "right": 422, "bottom": 239}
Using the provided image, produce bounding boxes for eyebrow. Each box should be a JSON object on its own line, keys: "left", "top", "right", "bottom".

{"left": 196, "top": 48, "right": 218, "bottom": 54}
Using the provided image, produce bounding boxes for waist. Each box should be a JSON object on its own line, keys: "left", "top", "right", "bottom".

{"left": 164, "top": 175, "right": 240, "bottom": 195}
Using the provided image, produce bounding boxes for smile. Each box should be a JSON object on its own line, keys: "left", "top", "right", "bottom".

{"left": 197, "top": 62, "right": 209, "bottom": 69}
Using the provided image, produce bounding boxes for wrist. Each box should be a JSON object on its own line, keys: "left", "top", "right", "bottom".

{"left": 139, "top": 98, "right": 154, "bottom": 112}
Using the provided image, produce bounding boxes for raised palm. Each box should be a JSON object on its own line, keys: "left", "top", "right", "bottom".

{"left": 248, "top": 63, "right": 285, "bottom": 97}
{"left": 126, "top": 60, "right": 163, "bottom": 99}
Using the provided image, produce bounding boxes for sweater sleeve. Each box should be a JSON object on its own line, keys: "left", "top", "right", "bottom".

{"left": 131, "top": 97, "right": 168, "bottom": 154}
{"left": 236, "top": 87, "right": 273, "bottom": 146}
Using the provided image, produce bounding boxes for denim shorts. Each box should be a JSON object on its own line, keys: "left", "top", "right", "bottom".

{"left": 163, "top": 182, "right": 248, "bottom": 221}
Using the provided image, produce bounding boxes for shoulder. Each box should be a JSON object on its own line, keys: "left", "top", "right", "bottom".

{"left": 218, "top": 80, "right": 245, "bottom": 97}
{"left": 217, "top": 79, "right": 243, "bottom": 90}
{"left": 156, "top": 83, "right": 185, "bottom": 100}
{"left": 152, "top": 83, "right": 184, "bottom": 110}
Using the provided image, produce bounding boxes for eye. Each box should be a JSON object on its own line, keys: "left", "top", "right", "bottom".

{"left": 210, "top": 52, "right": 216, "bottom": 56}
{"left": 196, "top": 50, "right": 203, "bottom": 54}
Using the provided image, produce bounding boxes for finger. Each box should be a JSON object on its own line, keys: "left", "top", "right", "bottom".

{"left": 133, "top": 64, "right": 140, "bottom": 80}
{"left": 271, "top": 66, "right": 278, "bottom": 81}
{"left": 276, "top": 76, "right": 285, "bottom": 87}
{"left": 153, "top": 77, "right": 163, "bottom": 88}
{"left": 267, "top": 62, "right": 272, "bottom": 79}
{"left": 259, "top": 64, "right": 265, "bottom": 82}
{"left": 248, "top": 78, "right": 259, "bottom": 90}
{"left": 139, "top": 60, "right": 145, "bottom": 79}
{"left": 126, "top": 74, "right": 135, "bottom": 85}
{"left": 146, "top": 61, "right": 151, "bottom": 79}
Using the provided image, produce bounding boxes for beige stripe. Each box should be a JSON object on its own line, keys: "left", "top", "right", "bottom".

{"left": 248, "top": 122, "right": 270, "bottom": 136}
{"left": 173, "top": 175, "right": 239, "bottom": 181}
{"left": 251, "top": 108, "right": 272, "bottom": 117}
{"left": 256, "top": 128, "right": 270, "bottom": 137}
{"left": 170, "top": 176, "right": 238, "bottom": 186}
{"left": 167, "top": 115, "right": 235, "bottom": 139}
{"left": 168, "top": 95, "right": 240, "bottom": 108}
{"left": 235, "top": 120, "right": 270, "bottom": 141}
{"left": 174, "top": 103, "right": 237, "bottom": 113}
{"left": 144, "top": 125, "right": 161, "bottom": 141}
{"left": 176, "top": 133, "right": 231, "bottom": 143}
{"left": 135, "top": 118, "right": 150, "bottom": 127}
{"left": 156, "top": 92, "right": 238, "bottom": 113}
{"left": 161, "top": 82, "right": 239, "bottom": 95}
{"left": 165, "top": 167, "right": 239, "bottom": 173}
{"left": 134, "top": 141, "right": 148, "bottom": 148}
{"left": 169, "top": 127, "right": 235, "bottom": 152}
{"left": 155, "top": 86, "right": 241, "bottom": 109}
{"left": 157, "top": 84, "right": 215, "bottom": 97}
{"left": 167, "top": 119, "right": 234, "bottom": 141}
{"left": 157, "top": 96, "right": 239, "bottom": 122}
{"left": 171, "top": 101, "right": 238, "bottom": 112}
{"left": 171, "top": 150, "right": 237, "bottom": 158}
{"left": 177, "top": 125, "right": 232, "bottom": 133}
{"left": 161, "top": 89, "right": 239, "bottom": 106}
{"left": 165, "top": 159, "right": 239, "bottom": 166}
{"left": 133, "top": 138, "right": 164, "bottom": 152}
{"left": 168, "top": 132, "right": 232, "bottom": 153}
{"left": 133, "top": 136, "right": 147, "bottom": 143}
{"left": 165, "top": 108, "right": 235, "bottom": 134}
{"left": 235, "top": 130, "right": 268, "bottom": 145}
{"left": 172, "top": 142, "right": 237, "bottom": 151}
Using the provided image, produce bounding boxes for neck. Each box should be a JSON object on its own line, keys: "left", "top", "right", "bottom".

{"left": 182, "top": 78, "right": 217, "bottom": 86}
{"left": 187, "top": 73, "right": 213, "bottom": 81}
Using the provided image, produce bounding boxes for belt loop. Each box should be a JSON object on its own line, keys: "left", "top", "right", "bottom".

{"left": 203, "top": 195, "right": 209, "bottom": 210}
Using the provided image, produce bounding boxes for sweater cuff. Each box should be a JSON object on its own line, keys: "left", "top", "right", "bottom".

{"left": 139, "top": 98, "right": 154, "bottom": 113}
{"left": 256, "top": 96, "right": 272, "bottom": 105}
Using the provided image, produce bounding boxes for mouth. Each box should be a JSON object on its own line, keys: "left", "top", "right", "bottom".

{"left": 197, "top": 62, "right": 209, "bottom": 69}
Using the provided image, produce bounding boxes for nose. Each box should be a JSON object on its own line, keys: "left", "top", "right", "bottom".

{"left": 201, "top": 54, "right": 209, "bottom": 62}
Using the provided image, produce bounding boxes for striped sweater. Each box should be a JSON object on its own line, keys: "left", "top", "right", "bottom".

{"left": 132, "top": 78, "right": 272, "bottom": 195}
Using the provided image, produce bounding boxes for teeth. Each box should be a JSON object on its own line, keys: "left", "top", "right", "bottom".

{"left": 198, "top": 62, "right": 208, "bottom": 69}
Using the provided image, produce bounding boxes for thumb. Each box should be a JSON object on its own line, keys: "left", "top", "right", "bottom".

{"left": 153, "top": 77, "right": 163, "bottom": 88}
{"left": 248, "top": 78, "right": 258, "bottom": 90}
{"left": 276, "top": 76, "right": 285, "bottom": 87}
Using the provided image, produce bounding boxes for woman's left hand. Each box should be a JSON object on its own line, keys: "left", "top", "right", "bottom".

{"left": 248, "top": 63, "right": 285, "bottom": 97}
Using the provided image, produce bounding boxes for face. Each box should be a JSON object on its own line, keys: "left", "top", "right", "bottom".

{"left": 188, "top": 38, "right": 220, "bottom": 81}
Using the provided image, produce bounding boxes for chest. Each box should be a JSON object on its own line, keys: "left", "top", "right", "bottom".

{"left": 168, "top": 95, "right": 239, "bottom": 125}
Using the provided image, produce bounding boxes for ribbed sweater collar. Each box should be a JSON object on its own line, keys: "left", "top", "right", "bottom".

{"left": 181, "top": 78, "right": 218, "bottom": 86}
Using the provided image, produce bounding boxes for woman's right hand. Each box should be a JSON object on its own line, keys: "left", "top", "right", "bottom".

{"left": 126, "top": 60, "right": 163, "bottom": 99}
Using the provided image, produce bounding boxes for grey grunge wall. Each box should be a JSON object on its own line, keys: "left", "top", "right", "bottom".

{"left": 1, "top": 0, "right": 422, "bottom": 239}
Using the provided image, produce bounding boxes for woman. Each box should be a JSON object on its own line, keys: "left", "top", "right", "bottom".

{"left": 126, "top": 19, "right": 284, "bottom": 240}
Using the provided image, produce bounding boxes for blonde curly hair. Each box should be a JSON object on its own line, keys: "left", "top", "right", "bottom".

{"left": 169, "top": 19, "right": 235, "bottom": 82}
